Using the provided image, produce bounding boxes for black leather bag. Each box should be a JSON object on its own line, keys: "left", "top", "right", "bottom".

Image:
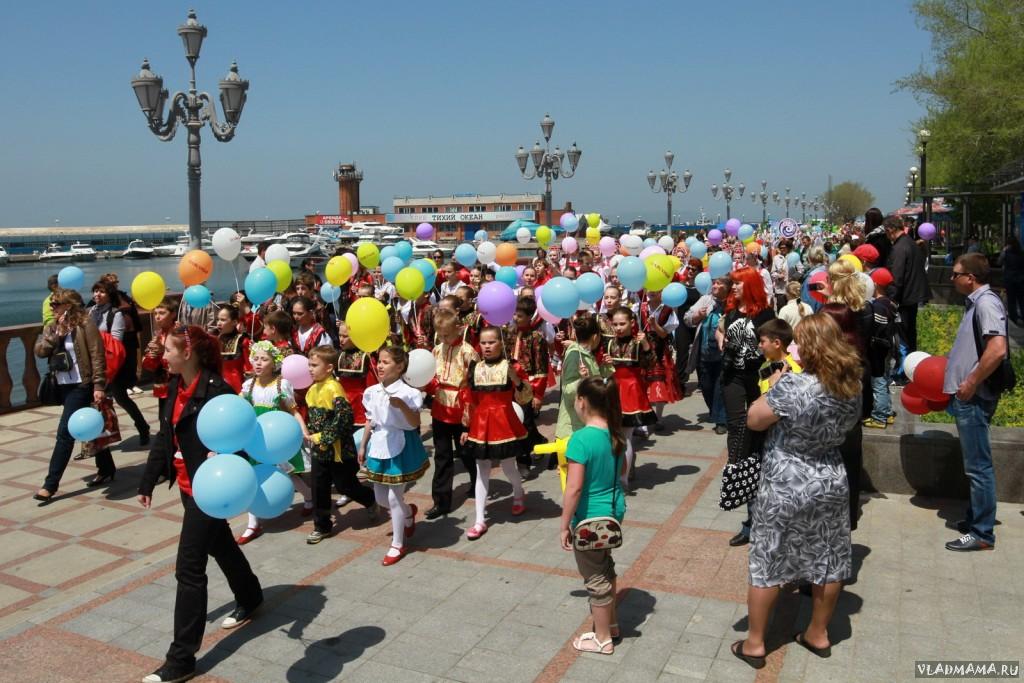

{"left": 39, "top": 373, "right": 61, "bottom": 406}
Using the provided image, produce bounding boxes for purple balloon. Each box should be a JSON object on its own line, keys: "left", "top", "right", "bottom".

{"left": 725, "top": 218, "right": 741, "bottom": 237}
{"left": 919, "top": 222, "right": 936, "bottom": 241}
{"left": 515, "top": 264, "right": 526, "bottom": 285}
{"left": 415, "top": 222, "right": 434, "bottom": 240}
{"left": 707, "top": 229, "right": 723, "bottom": 246}
{"left": 477, "top": 281, "right": 516, "bottom": 325}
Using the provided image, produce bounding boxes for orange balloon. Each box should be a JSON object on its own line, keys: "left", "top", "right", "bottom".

{"left": 179, "top": 249, "right": 214, "bottom": 286}
{"left": 745, "top": 242, "right": 761, "bottom": 255}
{"left": 495, "top": 243, "right": 518, "bottom": 267}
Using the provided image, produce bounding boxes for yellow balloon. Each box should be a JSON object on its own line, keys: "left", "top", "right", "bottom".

{"left": 668, "top": 255, "right": 682, "bottom": 272}
{"left": 839, "top": 253, "right": 864, "bottom": 272}
{"left": 357, "top": 242, "right": 380, "bottom": 270}
{"left": 395, "top": 267, "right": 425, "bottom": 300}
{"left": 345, "top": 297, "right": 389, "bottom": 352}
{"left": 267, "top": 259, "right": 292, "bottom": 292}
{"left": 586, "top": 227, "right": 601, "bottom": 245}
{"left": 536, "top": 225, "right": 553, "bottom": 247}
{"left": 131, "top": 271, "right": 166, "bottom": 311}
{"left": 702, "top": 255, "right": 709, "bottom": 267}
{"left": 587, "top": 213, "right": 601, "bottom": 230}
{"left": 644, "top": 254, "right": 674, "bottom": 292}
{"left": 325, "top": 255, "right": 353, "bottom": 285}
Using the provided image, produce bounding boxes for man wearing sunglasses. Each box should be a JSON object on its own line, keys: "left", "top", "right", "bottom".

{"left": 942, "top": 254, "right": 1009, "bottom": 552}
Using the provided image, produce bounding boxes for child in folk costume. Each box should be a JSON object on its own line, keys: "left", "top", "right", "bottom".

{"left": 358, "top": 346, "right": 430, "bottom": 566}
{"left": 599, "top": 286, "right": 622, "bottom": 339}
{"left": 638, "top": 289, "right": 682, "bottom": 430}
{"left": 214, "top": 305, "right": 250, "bottom": 393}
{"left": 290, "top": 296, "right": 332, "bottom": 354}
{"left": 402, "top": 290, "right": 435, "bottom": 351}
{"left": 236, "top": 341, "right": 313, "bottom": 545}
{"left": 459, "top": 327, "right": 534, "bottom": 540}
{"left": 456, "top": 286, "right": 484, "bottom": 350}
{"left": 510, "top": 297, "right": 549, "bottom": 453}
{"left": 262, "top": 310, "right": 296, "bottom": 356}
{"left": 304, "top": 345, "right": 378, "bottom": 545}
{"left": 335, "top": 321, "right": 377, "bottom": 430}
{"left": 604, "top": 307, "right": 656, "bottom": 488}
{"left": 425, "top": 309, "right": 478, "bottom": 519}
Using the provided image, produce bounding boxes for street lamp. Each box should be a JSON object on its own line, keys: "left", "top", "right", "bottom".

{"left": 917, "top": 129, "right": 931, "bottom": 223}
{"left": 710, "top": 168, "right": 745, "bottom": 220}
{"left": 131, "top": 9, "right": 249, "bottom": 250}
{"left": 515, "top": 113, "right": 581, "bottom": 228}
{"left": 647, "top": 150, "right": 692, "bottom": 238}
{"left": 780, "top": 187, "right": 793, "bottom": 217}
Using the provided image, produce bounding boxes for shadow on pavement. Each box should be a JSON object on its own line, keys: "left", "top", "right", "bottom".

{"left": 628, "top": 462, "right": 701, "bottom": 493}
{"left": 286, "top": 625, "right": 387, "bottom": 681}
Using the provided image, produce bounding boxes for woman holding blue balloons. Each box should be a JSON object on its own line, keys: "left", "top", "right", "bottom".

{"left": 137, "top": 325, "right": 263, "bottom": 683}
{"left": 33, "top": 289, "right": 109, "bottom": 504}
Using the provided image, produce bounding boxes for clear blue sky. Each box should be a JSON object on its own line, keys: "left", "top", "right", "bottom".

{"left": 0, "top": 1, "right": 932, "bottom": 227}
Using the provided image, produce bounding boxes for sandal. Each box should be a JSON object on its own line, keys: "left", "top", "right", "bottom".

{"left": 794, "top": 632, "right": 831, "bottom": 658}
{"left": 466, "top": 522, "right": 488, "bottom": 540}
{"left": 572, "top": 631, "right": 613, "bottom": 655}
{"left": 731, "top": 640, "right": 766, "bottom": 669}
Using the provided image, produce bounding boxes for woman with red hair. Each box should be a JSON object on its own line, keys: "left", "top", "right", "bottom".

{"left": 718, "top": 267, "right": 776, "bottom": 547}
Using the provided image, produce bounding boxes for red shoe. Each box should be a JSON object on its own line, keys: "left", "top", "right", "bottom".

{"left": 301, "top": 503, "right": 313, "bottom": 517}
{"left": 381, "top": 545, "right": 407, "bottom": 566}
{"left": 466, "top": 522, "right": 488, "bottom": 540}
{"left": 236, "top": 526, "right": 263, "bottom": 545}
{"left": 404, "top": 504, "right": 418, "bottom": 538}
{"left": 511, "top": 498, "right": 526, "bottom": 516}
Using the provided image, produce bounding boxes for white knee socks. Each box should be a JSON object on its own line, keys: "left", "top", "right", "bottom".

{"left": 622, "top": 427, "right": 635, "bottom": 487}
{"left": 474, "top": 461, "right": 490, "bottom": 526}
{"left": 374, "top": 483, "right": 411, "bottom": 555}
{"left": 499, "top": 458, "right": 525, "bottom": 501}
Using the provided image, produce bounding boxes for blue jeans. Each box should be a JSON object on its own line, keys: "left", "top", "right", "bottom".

{"left": 870, "top": 375, "right": 892, "bottom": 422}
{"left": 697, "top": 359, "right": 726, "bottom": 426}
{"left": 947, "top": 396, "right": 998, "bottom": 544}
{"left": 43, "top": 383, "right": 95, "bottom": 492}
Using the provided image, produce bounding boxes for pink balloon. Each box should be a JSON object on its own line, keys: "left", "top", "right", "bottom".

{"left": 562, "top": 236, "right": 579, "bottom": 254}
{"left": 598, "top": 236, "right": 617, "bottom": 257}
{"left": 343, "top": 252, "right": 359, "bottom": 273}
{"left": 787, "top": 342, "right": 800, "bottom": 363}
{"left": 477, "top": 281, "right": 517, "bottom": 325}
{"left": 281, "top": 354, "right": 313, "bottom": 390}
{"left": 535, "top": 285, "right": 562, "bottom": 324}
{"left": 707, "top": 229, "right": 723, "bottom": 245}
{"left": 639, "top": 245, "right": 666, "bottom": 260}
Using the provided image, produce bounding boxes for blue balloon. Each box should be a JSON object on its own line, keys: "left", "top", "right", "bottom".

{"left": 381, "top": 256, "right": 405, "bottom": 283}
{"left": 454, "top": 243, "right": 477, "bottom": 268}
{"left": 197, "top": 394, "right": 257, "bottom": 453}
{"left": 320, "top": 283, "right": 340, "bottom": 302}
{"left": 496, "top": 266, "right": 518, "bottom": 288}
{"left": 708, "top": 252, "right": 733, "bottom": 279}
{"left": 662, "top": 282, "right": 687, "bottom": 308}
{"left": 69, "top": 407, "right": 104, "bottom": 441}
{"left": 560, "top": 214, "right": 579, "bottom": 232}
{"left": 576, "top": 272, "right": 605, "bottom": 304}
{"left": 542, "top": 276, "right": 581, "bottom": 318}
{"left": 192, "top": 454, "right": 258, "bottom": 519}
{"left": 394, "top": 240, "right": 413, "bottom": 264}
{"left": 244, "top": 268, "right": 277, "bottom": 305}
{"left": 380, "top": 245, "right": 398, "bottom": 262}
{"left": 353, "top": 427, "right": 364, "bottom": 452}
{"left": 685, "top": 236, "right": 698, "bottom": 248}
{"left": 248, "top": 464, "right": 295, "bottom": 518}
{"left": 761, "top": 246, "right": 769, "bottom": 260}
{"left": 643, "top": 238, "right": 657, "bottom": 248}
{"left": 474, "top": 230, "right": 488, "bottom": 242}
{"left": 786, "top": 252, "right": 801, "bottom": 268}
{"left": 183, "top": 284, "right": 211, "bottom": 309}
{"left": 617, "top": 256, "right": 647, "bottom": 292}
{"left": 411, "top": 259, "right": 436, "bottom": 283}
{"left": 690, "top": 241, "right": 708, "bottom": 260}
{"left": 738, "top": 224, "right": 754, "bottom": 242}
{"left": 694, "top": 272, "right": 712, "bottom": 295}
{"left": 245, "top": 410, "right": 303, "bottom": 465}
{"left": 58, "top": 266, "right": 85, "bottom": 291}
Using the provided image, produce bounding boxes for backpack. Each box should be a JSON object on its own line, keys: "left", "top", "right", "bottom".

{"left": 971, "top": 292, "right": 1017, "bottom": 395}
{"left": 868, "top": 298, "right": 896, "bottom": 355}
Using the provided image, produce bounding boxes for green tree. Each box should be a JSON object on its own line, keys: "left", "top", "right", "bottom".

{"left": 824, "top": 181, "right": 875, "bottom": 223}
{"left": 896, "top": 1, "right": 1024, "bottom": 187}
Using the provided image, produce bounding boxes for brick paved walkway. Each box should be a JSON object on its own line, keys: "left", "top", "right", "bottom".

{"left": 0, "top": 392, "right": 1020, "bottom": 682}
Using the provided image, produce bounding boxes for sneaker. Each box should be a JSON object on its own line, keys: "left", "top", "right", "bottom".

{"left": 306, "top": 529, "right": 330, "bottom": 545}
{"left": 142, "top": 662, "right": 195, "bottom": 683}
{"left": 713, "top": 425, "right": 728, "bottom": 435}
{"left": 130, "top": 386, "right": 144, "bottom": 396}
{"left": 335, "top": 495, "right": 351, "bottom": 507}
{"left": 862, "top": 418, "right": 887, "bottom": 429}
{"left": 945, "top": 533, "right": 993, "bottom": 552}
{"left": 221, "top": 598, "right": 262, "bottom": 629}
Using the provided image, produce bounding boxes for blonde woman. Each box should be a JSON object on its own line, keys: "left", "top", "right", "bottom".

{"left": 778, "top": 280, "right": 812, "bottom": 330}
{"left": 731, "top": 313, "right": 863, "bottom": 668}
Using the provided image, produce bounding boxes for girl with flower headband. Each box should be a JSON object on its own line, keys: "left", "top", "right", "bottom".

{"left": 235, "top": 340, "right": 313, "bottom": 545}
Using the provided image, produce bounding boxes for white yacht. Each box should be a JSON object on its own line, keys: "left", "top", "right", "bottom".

{"left": 411, "top": 239, "right": 445, "bottom": 259}
{"left": 70, "top": 241, "right": 97, "bottom": 261}
{"left": 0, "top": 245, "right": 8, "bottom": 266}
{"left": 241, "top": 232, "right": 322, "bottom": 264}
{"left": 38, "top": 243, "right": 76, "bottom": 262}
{"left": 122, "top": 240, "right": 155, "bottom": 259}
{"left": 153, "top": 241, "right": 186, "bottom": 258}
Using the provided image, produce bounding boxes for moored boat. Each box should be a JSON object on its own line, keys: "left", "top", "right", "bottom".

{"left": 38, "top": 244, "right": 76, "bottom": 262}
{"left": 70, "top": 241, "right": 97, "bottom": 261}
{"left": 122, "top": 240, "right": 155, "bottom": 259}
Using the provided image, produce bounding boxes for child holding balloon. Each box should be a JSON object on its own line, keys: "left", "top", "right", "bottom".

{"left": 604, "top": 307, "right": 656, "bottom": 487}
{"left": 236, "top": 341, "right": 312, "bottom": 545}
{"left": 639, "top": 288, "right": 682, "bottom": 429}
{"left": 141, "top": 298, "right": 178, "bottom": 415}
{"left": 358, "top": 346, "right": 429, "bottom": 566}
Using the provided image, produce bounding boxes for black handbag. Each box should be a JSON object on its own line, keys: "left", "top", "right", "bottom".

{"left": 39, "top": 372, "right": 61, "bottom": 406}
{"left": 719, "top": 453, "right": 762, "bottom": 511}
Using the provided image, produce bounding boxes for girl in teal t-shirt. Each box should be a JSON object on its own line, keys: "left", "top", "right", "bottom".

{"left": 560, "top": 376, "right": 627, "bottom": 656}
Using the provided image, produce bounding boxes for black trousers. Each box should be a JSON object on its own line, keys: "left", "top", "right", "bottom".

{"left": 521, "top": 403, "right": 545, "bottom": 460}
{"left": 898, "top": 303, "right": 919, "bottom": 353}
{"left": 110, "top": 357, "right": 149, "bottom": 435}
{"left": 43, "top": 384, "right": 94, "bottom": 493}
{"left": 430, "top": 419, "right": 476, "bottom": 511}
{"left": 312, "top": 457, "right": 375, "bottom": 532}
{"left": 838, "top": 423, "right": 863, "bottom": 531}
{"left": 721, "top": 370, "right": 762, "bottom": 465}
{"left": 167, "top": 494, "right": 262, "bottom": 669}
{"left": 673, "top": 326, "right": 694, "bottom": 390}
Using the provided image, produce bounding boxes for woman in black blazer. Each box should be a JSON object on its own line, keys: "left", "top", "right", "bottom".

{"left": 137, "top": 325, "right": 263, "bottom": 683}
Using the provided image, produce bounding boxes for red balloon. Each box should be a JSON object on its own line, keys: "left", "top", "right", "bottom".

{"left": 913, "top": 356, "right": 948, "bottom": 402}
{"left": 808, "top": 270, "right": 830, "bottom": 303}
{"left": 901, "top": 384, "right": 931, "bottom": 415}
{"left": 926, "top": 396, "right": 951, "bottom": 412}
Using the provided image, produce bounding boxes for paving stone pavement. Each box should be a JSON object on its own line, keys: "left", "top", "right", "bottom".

{"left": 0, "top": 390, "right": 1021, "bottom": 682}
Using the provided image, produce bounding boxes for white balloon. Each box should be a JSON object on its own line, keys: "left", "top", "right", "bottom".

{"left": 516, "top": 227, "right": 532, "bottom": 244}
{"left": 658, "top": 235, "right": 675, "bottom": 252}
{"left": 403, "top": 349, "right": 437, "bottom": 388}
{"left": 212, "top": 227, "right": 241, "bottom": 261}
{"left": 265, "top": 243, "right": 290, "bottom": 264}
{"left": 477, "top": 241, "right": 497, "bottom": 265}
{"left": 857, "top": 271, "right": 875, "bottom": 299}
{"left": 621, "top": 234, "right": 642, "bottom": 256}
{"left": 512, "top": 402, "right": 524, "bottom": 425}
{"left": 904, "top": 351, "right": 931, "bottom": 382}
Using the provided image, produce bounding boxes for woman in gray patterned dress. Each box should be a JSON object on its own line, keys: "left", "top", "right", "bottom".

{"left": 731, "top": 313, "right": 863, "bottom": 669}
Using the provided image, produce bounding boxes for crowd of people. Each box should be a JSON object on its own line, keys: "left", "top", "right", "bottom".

{"left": 29, "top": 210, "right": 1013, "bottom": 681}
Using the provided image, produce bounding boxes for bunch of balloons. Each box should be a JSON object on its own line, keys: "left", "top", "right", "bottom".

{"left": 900, "top": 352, "right": 950, "bottom": 415}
